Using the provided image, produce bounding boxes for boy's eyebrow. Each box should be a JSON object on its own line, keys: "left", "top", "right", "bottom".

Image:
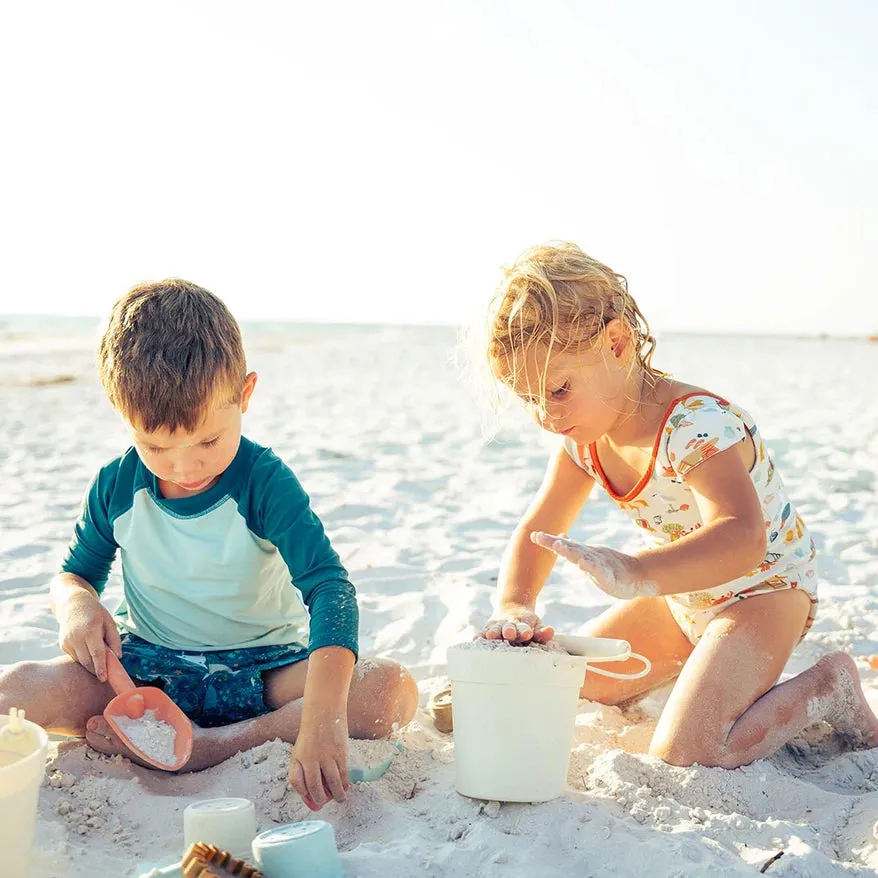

{"left": 136, "top": 429, "right": 225, "bottom": 449}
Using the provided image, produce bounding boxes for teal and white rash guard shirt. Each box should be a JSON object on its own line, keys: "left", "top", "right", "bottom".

{"left": 61, "top": 437, "right": 358, "bottom": 657}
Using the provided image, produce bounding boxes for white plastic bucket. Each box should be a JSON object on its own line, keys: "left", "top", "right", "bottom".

{"left": 447, "top": 639, "right": 651, "bottom": 803}
{"left": 448, "top": 644, "right": 586, "bottom": 802}
{"left": 0, "top": 710, "right": 49, "bottom": 878}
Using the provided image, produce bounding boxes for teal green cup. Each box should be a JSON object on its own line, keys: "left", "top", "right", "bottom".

{"left": 251, "top": 821, "right": 343, "bottom": 878}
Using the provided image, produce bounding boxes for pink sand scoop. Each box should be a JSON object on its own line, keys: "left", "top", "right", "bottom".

{"left": 103, "top": 651, "right": 193, "bottom": 770}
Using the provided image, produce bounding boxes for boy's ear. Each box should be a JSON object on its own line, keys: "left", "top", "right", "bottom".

{"left": 603, "top": 319, "right": 631, "bottom": 360}
{"left": 240, "top": 372, "right": 258, "bottom": 413}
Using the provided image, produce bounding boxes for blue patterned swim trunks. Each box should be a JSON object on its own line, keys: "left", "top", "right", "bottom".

{"left": 118, "top": 633, "right": 308, "bottom": 727}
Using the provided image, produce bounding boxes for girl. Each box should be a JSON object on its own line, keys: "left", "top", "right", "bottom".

{"left": 478, "top": 241, "right": 877, "bottom": 768}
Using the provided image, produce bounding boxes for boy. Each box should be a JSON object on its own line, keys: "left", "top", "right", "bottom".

{"left": 0, "top": 279, "right": 418, "bottom": 811}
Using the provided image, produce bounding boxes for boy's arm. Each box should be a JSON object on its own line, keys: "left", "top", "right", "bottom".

{"left": 50, "top": 571, "right": 99, "bottom": 610}
{"left": 248, "top": 452, "right": 359, "bottom": 806}
{"left": 51, "top": 572, "right": 122, "bottom": 681}
{"left": 249, "top": 451, "right": 358, "bottom": 664}
{"left": 61, "top": 461, "right": 120, "bottom": 593}
{"left": 54, "top": 463, "right": 122, "bottom": 680}
{"left": 289, "top": 643, "right": 355, "bottom": 808}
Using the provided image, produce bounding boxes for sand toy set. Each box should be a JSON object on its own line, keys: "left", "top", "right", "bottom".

{"left": 140, "top": 796, "right": 345, "bottom": 878}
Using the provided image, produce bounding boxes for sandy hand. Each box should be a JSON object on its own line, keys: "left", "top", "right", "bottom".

{"left": 289, "top": 709, "right": 350, "bottom": 811}
{"left": 480, "top": 607, "right": 554, "bottom": 646}
{"left": 530, "top": 532, "right": 657, "bottom": 600}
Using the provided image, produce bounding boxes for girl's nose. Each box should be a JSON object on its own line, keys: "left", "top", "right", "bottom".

{"left": 531, "top": 404, "right": 556, "bottom": 430}
{"left": 533, "top": 402, "right": 567, "bottom": 433}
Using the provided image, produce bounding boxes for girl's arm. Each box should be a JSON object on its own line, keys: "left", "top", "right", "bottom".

{"left": 533, "top": 440, "right": 767, "bottom": 599}
{"left": 634, "top": 440, "right": 767, "bottom": 594}
{"left": 487, "top": 446, "right": 594, "bottom": 641}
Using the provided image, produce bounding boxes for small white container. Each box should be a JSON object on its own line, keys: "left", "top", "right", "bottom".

{"left": 252, "top": 821, "right": 344, "bottom": 878}
{"left": 183, "top": 797, "right": 257, "bottom": 860}
{"left": 0, "top": 710, "right": 49, "bottom": 878}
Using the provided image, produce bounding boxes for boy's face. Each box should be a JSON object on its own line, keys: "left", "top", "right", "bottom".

{"left": 128, "top": 373, "right": 257, "bottom": 499}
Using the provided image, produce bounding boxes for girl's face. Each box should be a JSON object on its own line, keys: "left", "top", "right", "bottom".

{"left": 509, "top": 322, "right": 637, "bottom": 446}
{"left": 129, "top": 373, "right": 257, "bottom": 499}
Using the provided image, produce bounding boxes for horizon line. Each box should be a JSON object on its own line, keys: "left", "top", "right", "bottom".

{"left": 0, "top": 313, "right": 875, "bottom": 342}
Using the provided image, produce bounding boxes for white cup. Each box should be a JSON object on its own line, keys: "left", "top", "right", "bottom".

{"left": 0, "top": 710, "right": 49, "bottom": 878}
{"left": 183, "top": 797, "right": 257, "bottom": 859}
{"left": 252, "top": 821, "right": 344, "bottom": 878}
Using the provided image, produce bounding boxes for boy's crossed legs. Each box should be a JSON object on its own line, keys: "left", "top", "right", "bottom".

{"left": 0, "top": 653, "right": 418, "bottom": 773}
{"left": 577, "top": 590, "right": 878, "bottom": 767}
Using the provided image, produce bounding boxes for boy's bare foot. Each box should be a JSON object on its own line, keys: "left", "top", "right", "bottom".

{"left": 85, "top": 715, "right": 223, "bottom": 772}
{"left": 817, "top": 652, "right": 878, "bottom": 748}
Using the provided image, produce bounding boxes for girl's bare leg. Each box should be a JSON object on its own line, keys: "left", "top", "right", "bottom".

{"left": 0, "top": 656, "right": 114, "bottom": 735}
{"left": 578, "top": 595, "right": 695, "bottom": 704}
{"left": 648, "top": 589, "right": 878, "bottom": 768}
{"left": 83, "top": 657, "right": 419, "bottom": 772}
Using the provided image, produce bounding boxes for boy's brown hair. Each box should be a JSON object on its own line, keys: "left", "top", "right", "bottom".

{"left": 97, "top": 278, "right": 247, "bottom": 433}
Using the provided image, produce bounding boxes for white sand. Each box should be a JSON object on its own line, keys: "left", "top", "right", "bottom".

{"left": 110, "top": 710, "right": 177, "bottom": 767}
{"left": 1, "top": 321, "right": 877, "bottom": 877}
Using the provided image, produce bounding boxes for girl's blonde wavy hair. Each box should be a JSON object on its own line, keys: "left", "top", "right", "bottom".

{"left": 484, "top": 241, "right": 665, "bottom": 408}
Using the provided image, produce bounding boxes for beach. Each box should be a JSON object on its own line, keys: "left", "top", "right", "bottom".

{"left": 1, "top": 319, "right": 877, "bottom": 877}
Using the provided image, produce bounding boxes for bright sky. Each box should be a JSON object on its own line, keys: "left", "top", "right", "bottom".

{"left": 1, "top": 0, "right": 875, "bottom": 334}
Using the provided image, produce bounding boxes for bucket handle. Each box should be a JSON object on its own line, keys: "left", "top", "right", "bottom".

{"left": 584, "top": 652, "right": 652, "bottom": 680}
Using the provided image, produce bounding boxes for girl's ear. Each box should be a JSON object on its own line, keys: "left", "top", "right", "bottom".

{"left": 240, "top": 372, "right": 258, "bottom": 413}
{"left": 603, "top": 319, "right": 631, "bottom": 359}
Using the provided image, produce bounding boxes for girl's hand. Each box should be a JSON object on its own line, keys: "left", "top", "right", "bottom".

{"left": 530, "top": 532, "right": 657, "bottom": 600}
{"left": 289, "top": 709, "right": 350, "bottom": 811}
{"left": 480, "top": 605, "right": 555, "bottom": 645}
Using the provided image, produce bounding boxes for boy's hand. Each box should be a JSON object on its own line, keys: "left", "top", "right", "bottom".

{"left": 480, "top": 605, "right": 554, "bottom": 645}
{"left": 530, "top": 532, "right": 656, "bottom": 600}
{"left": 57, "top": 590, "right": 122, "bottom": 683}
{"left": 289, "top": 709, "right": 350, "bottom": 811}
